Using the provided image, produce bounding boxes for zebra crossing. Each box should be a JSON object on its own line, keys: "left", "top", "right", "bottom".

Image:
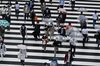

{"left": 0, "top": 0, "right": 100, "bottom": 66}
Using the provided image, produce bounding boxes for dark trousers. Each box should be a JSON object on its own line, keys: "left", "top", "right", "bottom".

{"left": 24, "top": 13, "right": 29, "bottom": 20}
{"left": 71, "top": 1, "right": 75, "bottom": 10}
{"left": 21, "top": 60, "right": 24, "bottom": 66}
{"left": 70, "top": 44, "right": 75, "bottom": 56}
{"left": 83, "top": 34, "right": 88, "bottom": 47}
{"left": 22, "top": 35, "right": 25, "bottom": 44}
{"left": 15, "top": 9, "right": 19, "bottom": 19}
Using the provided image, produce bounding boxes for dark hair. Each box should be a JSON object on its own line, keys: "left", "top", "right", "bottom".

{"left": 95, "top": 10, "right": 97, "bottom": 13}
{"left": 16, "top": 1, "right": 18, "bottom": 4}
{"left": 44, "top": 62, "right": 47, "bottom": 65}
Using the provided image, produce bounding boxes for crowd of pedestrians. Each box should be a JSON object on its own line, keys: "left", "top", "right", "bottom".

{"left": 0, "top": 0, "right": 99, "bottom": 66}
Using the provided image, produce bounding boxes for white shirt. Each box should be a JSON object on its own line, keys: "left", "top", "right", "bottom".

{"left": 15, "top": 4, "right": 19, "bottom": 10}
{"left": 82, "top": 29, "right": 88, "bottom": 34}
{"left": 93, "top": 13, "right": 98, "bottom": 20}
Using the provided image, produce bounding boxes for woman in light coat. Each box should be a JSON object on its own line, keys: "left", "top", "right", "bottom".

{"left": 18, "top": 47, "right": 27, "bottom": 66}
{"left": 0, "top": 43, "right": 6, "bottom": 61}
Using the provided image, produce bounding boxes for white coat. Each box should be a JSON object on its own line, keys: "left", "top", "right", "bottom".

{"left": 18, "top": 49, "right": 27, "bottom": 60}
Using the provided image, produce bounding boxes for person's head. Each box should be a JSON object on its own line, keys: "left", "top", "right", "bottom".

{"left": 44, "top": 62, "right": 48, "bottom": 66}
{"left": 3, "top": 6, "right": 6, "bottom": 8}
{"left": 94, "top": 10, "right": 97, "bottom": 13}
{"left": 68, "top": 22, "right": 71, "bottom": 25}
{"left": 22, "top": 24, "right": 25, "bottom": 26}
{"left": 16, "top": 1, "right": 18, "bottom": 4}
{"left": 81, "top": 11, "right": 83, "bottom": 15}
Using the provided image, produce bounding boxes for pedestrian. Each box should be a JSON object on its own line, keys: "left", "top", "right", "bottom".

{"left": 0, "top": 26, "right": 5, "bottom": 43}
{"left": 64, "top": 50, "right": 73, "bottom": 66}
{"left": 29, "top": 0, "right": 34, "bottom": 12}
{"left": 58, "top": 26, "right": 66, "bottom": 36}
{"left": 18, "top": 45, "right": 27, "bottom": 66}
{"left": 69, "top": 37, "right": 76, "bottom": 56}
{"left": 82, "top": 28, "right": 88, "bottom": 47}
{"left": 42, "top": 35, "right": 48, "bottom": 51}
{"left": 44, "top": 62, "right": 48, "bottom": 66}
{"left": 49, "top": 0, "right": 52, "bottom": 4}
{"left": 78, "top": 12, "right": 87, "bottom": 30}
{"left": 43, "top": 7, "right": 51, "bottom": 18}
{"left": 33, "top": 23, "right": 40, "bottom": 40}
{"left": 20, "top": 24, "right": 27, "bottom": 44}
{"left": 94, "top": 30, "right": 100, "bottom": 47}
{"left": 24, "top": 3, "right": 29, "bottom": 21}
{"left": 5, "top": 13, "right": 10, "bottom": 30}
{"left": 50, "top": 58, "right": 58, "bottom": 66}
{"left": 49, "top": 25, "right": 55, "bottom": 40}
{"left": 0, "top": 43, "right": 6, "bottom": 61}
{"left": 70, "top": 0, "right": 75, "bottom": 10}
{"left": 1, "top": 6, "right": 7, "bottom": 19}
{"left": 93, "top": 10, "right": 98, "bottom": 28}
{"left": 15, "top": 1, "right": 20, "bottom": 19}
{"left": 30, "top": 10, "right": 35, "bottom": 26}
{"left": 40, "top": 0, "right": 45, "bottom": 6}
{"left": 53, "top": 37, "right": 62, "bottom": 57}
{"left": 59, "top": 0, "right": 64, "bottom": 8}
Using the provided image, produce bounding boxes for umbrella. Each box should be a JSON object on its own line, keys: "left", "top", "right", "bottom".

{"left": 43, "top": 18, "right": 54, "bottom": 26}
{"left": 17, "top": 44, "right": 27, "bottom": 49}
{"left": 69, "top": 31, "right": 83, "bottom": 39}
{"left": 0, "top": 20, "right": 10, "bottom": 28}
{"left": 78, "top": 8, "right": 87, "bottom": 12}
{"left": 66, "top": 27, "right": 83, "bottom": 39}
{"left": 54, "top": 35, "right": 65, "bottom": 41}
{"left": 69, "top": 27, "right": 80, "bottom": 33}
{"left": 58, "top": 8, "right": 67, "bottom": 13}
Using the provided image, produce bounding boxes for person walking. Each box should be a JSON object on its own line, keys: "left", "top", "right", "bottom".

{"left": 30, "top": 10, "right": 35, "bottom": 26}
{"left": 82, "top": 28, "right": 88, "bottom": 47}
{"left": 18, "top": 44, "right": 27, "bottom": 66}
{"left": 33, "top": 23, "right": 40, "bottom": 40}
{"left": 20, "top": 24, "right": 27, "bottom": 44}
{"left": 1, "top": 6, "right": 7, "bottom": 19}
{"left": 43, "top": 7, "right": 51, "bottom": 18}
{"left": 64, "top": 50, "right": 73, "bottom": 66}
{"left": 78, "top": 12, "right": 87, "bottom": 30}
{"left": 42, "top": 35, "right": 48, "bottom": 51}
{"left": 0, "top": 43, "right": 6, "bottom": 61}
{"left": 69, "top": 37, "right": 76, "bottom": 56}
{"left": 94, "top": 30, "right": 100, "bottom": 47}
{"left": 93, "top": 10, "right": 98, "bottom": 28}
{"left": 59, "top": 0, "right": 64, "bottom": 8}
{"left": 24, "top": 3, "right": 29, "bottom": 21}
{"left": 15, "top": 1, "right": 20, "bottom": 19}
{"left": 70, "top": 0, "right": 75, "bottom": 10}
{"left": 58, "top": 26, "right": 66, "bottom": 36}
